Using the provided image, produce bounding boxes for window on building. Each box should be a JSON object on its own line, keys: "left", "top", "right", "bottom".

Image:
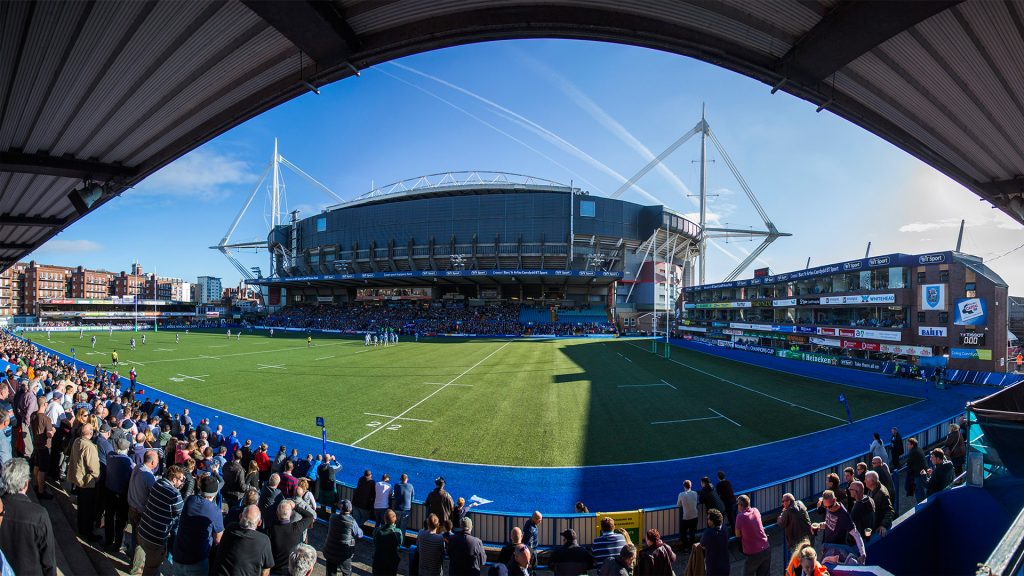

{"left": 316, "top": 216, "right": 327, "bottom": 232}
{"left": 939, "top": 269, "right": 949, "bottom": 282}
{"left": 966, "top": 282, "right": 977, "bottom": 298}
{"left": 917, "top": 311, "right": 926, "bottom": 323}
{"left": 939, "top": 311, "right": 949, "bottom": 323}
{"left": 917, "top": 271, "right": 926, "bottom": 284}
{"left": 579, "top": 200, "right": 596, "bottom": 217}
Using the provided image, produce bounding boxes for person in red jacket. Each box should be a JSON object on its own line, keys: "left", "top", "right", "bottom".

{"left": 254, "top": 443, "right": 272, "bottom": 485}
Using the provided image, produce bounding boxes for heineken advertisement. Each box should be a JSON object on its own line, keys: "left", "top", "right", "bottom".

{"left": 776, "top": 350, "right": 838, "bottom": 365}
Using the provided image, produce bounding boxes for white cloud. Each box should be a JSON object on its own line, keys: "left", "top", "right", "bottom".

{"left": 38, "top": 239, "right": 102, "bottom": 253}
{"left": 899, "top": 214, "right": 1019, "bottom": 233}
{"left": 133, "top": 148, "right": 257, "bottom": 201}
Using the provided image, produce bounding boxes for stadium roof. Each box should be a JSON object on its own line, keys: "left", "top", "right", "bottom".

{"left": 3, "top": 1, "right": 1023, "bottom": 270}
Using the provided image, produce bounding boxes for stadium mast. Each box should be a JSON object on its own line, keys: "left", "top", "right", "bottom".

{"left": 211, "top": 139, "right": 344, "bottom": 280}
{"left": 611, "top": 108, "right": 790, "bottom": 283}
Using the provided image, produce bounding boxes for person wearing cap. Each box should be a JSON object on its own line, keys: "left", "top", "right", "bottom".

{"left": 323, "top": 499, "right": 363, "bottom": 576}
{"left": 548, "top": 528, "right": 595, "bottom": 576}
{"left": 424, "top": 476, "right": 454, "bottom": 526}
{"left": 372, "top": 509, "right": 403, "bottom": 576}
{"left": 172, "top": 474, "right": 225, "bottom": 574}
{"left": 449, "top": 516, "right": 488, "bottom": 575}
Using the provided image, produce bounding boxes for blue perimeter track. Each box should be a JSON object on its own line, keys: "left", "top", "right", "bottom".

{"left": 28, "top": 336, "right": 984, "bottom": 515}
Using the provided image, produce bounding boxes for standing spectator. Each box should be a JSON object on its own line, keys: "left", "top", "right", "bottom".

{"left": 0, "top": 458, "right": 56, "bottom": 576}
{"left": 890, "top": 426, "right": 904, "bottom": 468}
{"left": 131, "top": 465, "right": 186, "bottom": 576}
{"left": 699, "top": 476, "right": 725, "bottom": 516}
{"left": 450, "top": 517, "right": 489, "bottom": 576}
{"left": 279, "top": 460, "right": 299, "bottom": 498}
{"left": 592, "top": 516, "right": 627, "bottom": 567}
{"left": 128, "top": 449, "right": 160, "bottom": 556}
{"left": 864, "top": 471, "right": 894, "bottom": 539}
{"left": 267, "top": 499, "right": 316, "bottom": 576}
{"left": 391, "top": 473, "right": 414, "bottom": 535}
{"left": 715, "top": 471, "right": 737, "bottom": 526}
{"left": 255, "top": 443, "right": 272, "bottom": 484}
{"left": 29, "top": 397, "right": 54, "bottom": 499}
{"left": 813, "top": 490, "right": 866, "bottom": 564}
{"left": 784, "top": 539, "right": 828, "bottom": 576}
{"left": 871, "top": 456, "right": 895, "bottom": 498}
{"left": 222, "top": 450, "right": 247, "bottom": 509}
{"left": 698, "top": 509, "right": 730, "bottom": 576}
{"left": 906, "top": 437, "right": 928, "bottom": 502}
{"left": 637, "top": 528, "right": 675, "bottom": 576}
{"left": 289, "top": 544, "right": 317, "bottom": 576}
{"left": 676, "top": 479, "right": 699, "bottom": 551}
{"left": 424, "top": 476, "right": 454, "bottom": 526}
{"left": 599, "top": 544, "right": 635, "bottom": 576}
{"left": 522, "top": 511, "right": 542, "bottom": 559}
{"left": 847, "top": 481, "right": 875, "bottom": 542}
{"left": 104, "top": 437, "right": 135, "bottom": 553}
{"left": 548, "top": 528, "right": 594, "bottom": 576}
{"left": 417, "top": 514, "right": 446, "bottom": 576}
{"left": 734, "top": 495, "right": 771, "bottom": 576}
{"left": 776, "top": 492, "right": 811, "bottom": 554}
{"left": 374, "top": 473, "right": 392, "bottom": 525}
{"left": 68, "top": 422, "right": 101, "bottom": 540}
{"left": 294, "top": 454, "right": 313, "bottom": 480}
{"left": 508, "top": 545, "right": 531, "bottom": 576}
{"left": 323, "top": 500, "right": 363, "bottom": 576}
{"left": 316, "top": 454, "right": 340, "bottom": 510}
{"left": 172, "top": 475, "right": 226, "bottom": 575}
{"left": 926, "top": 448, "right": 955, "bottom": 496}
{"left": 372, "top": 509, "right": 403, "bottom": 576}
{"left": 944, "top": 423, "right": 966, "bottom": 477}
{"left": 259, "top": 474, "right": 283, "bottom": 515}
{"left": 353, "top": 470, "right": 375, "bottom": 528}
{"left": 869, "top": 432, "right": 887, "bottom": 462}
{"left": 0, "top": 408, "right": 11, "bottom": 470}
{"left": 213, "top": 505, "right": 275, "bottom": 576}
{"left": 451, "top": 496, "right": 470, "bottom": 529}
{"left": 497, "top": 527, "right": 523, "bottom": 566}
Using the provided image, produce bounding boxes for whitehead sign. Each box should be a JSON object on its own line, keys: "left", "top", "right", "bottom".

{"left": 921, "top": 284, "right": 946, "bottom": 311}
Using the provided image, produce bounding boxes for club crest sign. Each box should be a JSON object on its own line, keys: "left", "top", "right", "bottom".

{"left": 920, "top": 284, "right": 946, "bottom": 311}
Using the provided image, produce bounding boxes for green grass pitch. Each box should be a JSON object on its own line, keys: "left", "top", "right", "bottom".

{"left": 28, "top": 330, "right": 919, "bottom": 467}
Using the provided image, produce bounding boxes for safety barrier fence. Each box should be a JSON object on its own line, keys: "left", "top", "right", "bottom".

{"left": 14, "top": 333, "right": 961, "bottom": 548}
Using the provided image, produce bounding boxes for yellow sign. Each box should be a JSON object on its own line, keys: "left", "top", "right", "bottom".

{"left": 595, "top": 509, "right": 644, "bottom": 548}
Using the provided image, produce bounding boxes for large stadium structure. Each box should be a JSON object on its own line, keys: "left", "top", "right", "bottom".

{"left": 247, "top": 170, "right": 701, "bottom": 324}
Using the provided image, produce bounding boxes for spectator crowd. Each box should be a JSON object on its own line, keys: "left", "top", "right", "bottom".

{"left": 0, "top": 329, "right": 965, "bottom": 576}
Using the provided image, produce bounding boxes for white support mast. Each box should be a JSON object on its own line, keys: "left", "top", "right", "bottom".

{"left": 698, "top": 104, "right": 709, "bottom": 286}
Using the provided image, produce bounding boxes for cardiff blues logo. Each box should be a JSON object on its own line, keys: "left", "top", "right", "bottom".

{"left": 926, "top": 286, "right": 940, "bottom": 308}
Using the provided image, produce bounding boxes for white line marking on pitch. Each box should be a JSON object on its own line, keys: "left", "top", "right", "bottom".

{"left": 316, "top": 355, "right": 336, "bottom": 361}
{"left": 173, "top": 373, "right": 208, "bottom": 382}
{"left": 651, "top": 416, "right": 721, "bottom": 425}
{"left": 709, "top": 407, "right": 741, "bottom": 427}
{"left": 629, "top": 342, "right": 847, "bottom": 423}
{"left": 363, "top": 412, "right": 434, "bottom": 423}
{"left": 354, "top": 350, "right": 372, "bottom": 354}
{"left": 138, "top": 340, "right": 358, "bottom": 364}
{"left": 425, "top": 382, "right": 473, "bottom": 387}
{"left": 256, "top": 363, "right": 286, "bottom": 370}
{"left": 617, "top": 353, "right": 633, "bottom": 363}
{"left": 618, "top": 383, "right": 671, "bottom": 389}
{"left": 155, "top": 348, "right": 174, "bottom": 352}
{"left": 660, "top": 379, "right": 678, "bottom": 390}
{"left": 209, "top": 345, "right": 229, "bottom": 348}
{"left": 124, "top": 360, "right": 146, "bottom": 366}
{"left": 199, "top": 354, "right": 221, "bottom": 360}
{"left": 351, "top": 340, "right": 513, "bottom": 446}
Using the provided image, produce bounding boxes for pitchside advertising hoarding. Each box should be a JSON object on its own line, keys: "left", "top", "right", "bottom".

{"left": 955, "top": 298, "right": 987, "bottom": 326}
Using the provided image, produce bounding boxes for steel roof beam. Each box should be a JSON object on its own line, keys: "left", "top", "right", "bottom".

{"left": 778, "top": 1, "right": 962, "bottom": 83}
{"left": 241, "top": 0, "right": 360, "bottom": 67}
{"left": 0, "top": 214, "right": 66, "bottom": 228}
{"left": 0, "top": 151, "right": 137, "bottom": 180}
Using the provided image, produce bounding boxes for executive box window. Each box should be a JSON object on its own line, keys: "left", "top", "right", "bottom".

{"left": 579, "top": 200, "right": 596, "bottom": 217}
{"left": 966, "top": 282, "right": 977, "bottom": 298}
{"left": 917, "top": 271, "right": 926, "bottom": 284}
{"left": 939, "top": 312, "right": 949, "bottom": 324}
{"left": 316, "top": 216, "right": 327, "bottom": 232}
{"left": 939, "top": 269, "right": 949, "bottom": 282}
{"left": 918, "top": 311, "right": 926, "bottom": 323}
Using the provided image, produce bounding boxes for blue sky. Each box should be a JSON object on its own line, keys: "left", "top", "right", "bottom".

{"left": 32, "top": 39, "right": 1024, "bottom": 290}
